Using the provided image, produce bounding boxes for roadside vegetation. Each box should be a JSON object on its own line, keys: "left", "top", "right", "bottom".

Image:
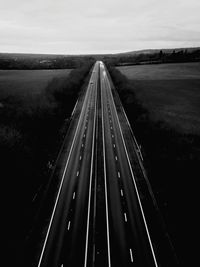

{"left": 0, "top": 59, "right": 94, "bottom": 266}
{"left": 107, "top": 64, "right": 200, "bottom": 265}
{"left": 0, "top": 53, "right": 95, "bottom": 69}
{"left": 1, "top": 47, "right": 200, "bottom": 71}
{"left": 103, "top": 47, "right": 200, "bottom": 66}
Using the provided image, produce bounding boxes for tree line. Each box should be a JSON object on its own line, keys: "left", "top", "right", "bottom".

{"left": 102, "top": 48, "right": 200, "bottom": 66}
{"left": 0, "top": 53, "right": 95, "bottom": 69}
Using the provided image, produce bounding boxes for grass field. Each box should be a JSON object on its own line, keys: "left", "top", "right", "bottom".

{"left": 0, "top": 69, "right": 71, "bottom": 99}
{"left": 117, "top": 62, "right": 200, "bottom": 134}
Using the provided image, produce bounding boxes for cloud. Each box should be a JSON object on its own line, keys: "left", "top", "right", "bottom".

{"left": 0, "top": 0, "right": 200, "bottom": 54}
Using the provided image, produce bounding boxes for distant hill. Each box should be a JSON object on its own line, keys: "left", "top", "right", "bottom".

{"left": 116, "top": 47, "right": 200, "bottom": 56}
{"left": 0, "top": 47, "right": 200, "bottom": 69}
{"left": 1, "top": 47, "right": 200, "bottom": 58}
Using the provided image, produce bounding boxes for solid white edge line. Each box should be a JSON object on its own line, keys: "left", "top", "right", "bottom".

{"left": 84, "top": 64, "right": 98, "bottom": 267}
{"left": 101, "top": 66, "right": 112, "bottom": 267}
{"left": 104, "top": 64, "right": 159, "bottom": 267}
{"left": 71, "top": 99, "right": 78, "bottom": 117}
{"left": 37, "top": 63, "right": 97, "bottom": 267}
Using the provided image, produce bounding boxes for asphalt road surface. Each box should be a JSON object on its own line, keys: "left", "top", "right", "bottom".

{"left": 36, "top": 61, "right": 159, "bottom": 267}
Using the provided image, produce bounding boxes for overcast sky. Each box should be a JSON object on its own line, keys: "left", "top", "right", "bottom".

{"left": 1, "top": 0, "right": 200, "bottom": 54}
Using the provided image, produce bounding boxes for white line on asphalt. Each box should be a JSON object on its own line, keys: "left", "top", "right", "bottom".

{"left": 129, "top": 248, "right": 133, "bottom": 262}
{"left": 112, "top": 134, "right": 114, "bottom": 138}
{"left": 84, "top": 65, "right": 98, "bottom": 267}
{"left": 67, "top": 221, "right": 71, "bottom": 230}
{"left": 105, "top": 70, "right": 159, "bottom": 267}
{"left": 118, "top": 171, "right": 121, "bottom": 178}
{"left": 101, "top": 70, "right": 112, "bottom": 267}
{"left": 124, "top": 213, "right": 127, "bottom": 222}
{"left": 113, "top": 143, "right": 116, "bottom": 148}
{"left": 73, "top": 192, "right": 76, "bottom": 200}
{"left": 37, "top": 64, "right": 95, "bottom": 267}
{"left": 115, "top": 156, "right": 118, "bottom": 161}
{"left": 71, "top": 99, "right": 78, "bottom": 117}
{"left": 120, "top": 189, "right": 123, "bottom": 197}
{"left": 80, "top": 155, "right": 82, "bottom": 161}
{"left": 76, "top": 171, "right": 79, "bottom": 177}
{"left": 82, "top": 143, "right": 84, "bottom": 147}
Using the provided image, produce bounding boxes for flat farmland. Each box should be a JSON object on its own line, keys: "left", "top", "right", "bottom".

{"left": 0, "top": 69, "right": 71, "bottom": 99}
{"left": 117, "top": 62, "right": 200, "bottom": 134}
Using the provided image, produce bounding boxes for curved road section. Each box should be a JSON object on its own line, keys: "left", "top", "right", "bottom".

{"left": 36, "top": 61, "right": 159, "bottom": 267}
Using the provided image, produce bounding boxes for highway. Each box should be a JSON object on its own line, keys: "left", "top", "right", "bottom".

{"left": 100, "top": 62, "right": 158, "bottom": 267}
{"left": 37, "top": 62, "right": 99, "bottom": 267}
{"left": 36, "top": 61, "right": 159, "bottom": 267}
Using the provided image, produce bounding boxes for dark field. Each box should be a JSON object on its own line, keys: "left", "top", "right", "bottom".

{"left": 118, "top": 62, "right": 200, "bottom": 134}
{"left": 0, "top": 69, "right": 71, "bottom": 98}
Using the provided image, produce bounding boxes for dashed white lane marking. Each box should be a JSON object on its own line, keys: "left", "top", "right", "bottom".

{"left": 83, "top": 134, "right": 85, "bottom": 138}
{"left": 110, "top": 126, "right": 113, "bottom": 130}
{"left": 76, "top": 171, "right": 79, "bottom": 177}
{"left": 130, "top": 248, "right": 134, "bottom": 262}
{"left": 124, "top": 213, "right": 127, "bottom": 222}
{"left": 67, "top": 221, "right": 71, "bottom": 230}
{"left": 112, "top": 134, "right": 114, "bottom": 138}
{"left": 113, "top": 143, "right": 116, "bottom": 148}
{"left": 118, "top": 171, "right": 121, "bottom": 178}
{"left": 80, "top": 155, "right": 82, "bottom": 160}
{"left": 82, "top": 143, "right": 84, "bottom": 147}
{"left": 115, "top": 156, "right": 118, "bottom": 161}
{"left": 120, "top": 189, "right": 123, "bottom": 197}
{"left": 73, "top": 192, "right": 76, "bottom": 200}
